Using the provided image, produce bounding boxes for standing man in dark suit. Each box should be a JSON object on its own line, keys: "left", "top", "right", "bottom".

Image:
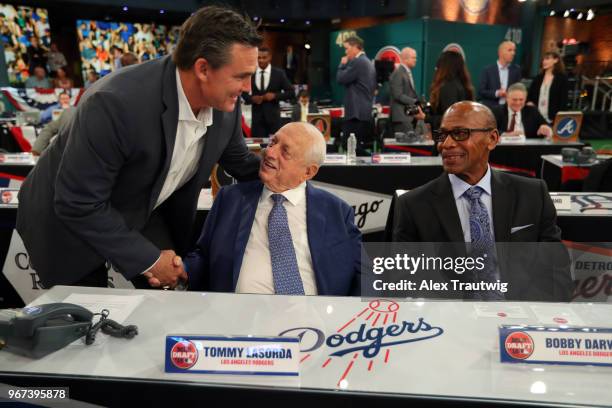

{"left": 389, "top": 47, "right": 425, "bottom": 135}
{"left": 337, "top": 36, "right": 376, "bottom": 152}
{"left": 493, "top": 83, "right": 552, "bottom": 139}
{"left": 392, "top": 101, "right": 572, "bottom": 301}
{"left": 283, "top": 45, "right": 298, "bottom": 83}
{"left": 243, "top": 47, "right": 294, "bottom": 138}
{"left": 17, "top": 6, "right": 262, "bottom": 289}
{"left": 478, "top": 41, "right": 521, "bottom": 108}
{"left": 291, "top": 90, "right": 319, "bottom": 122}
{"left": 184, "top": 122, "right": 361, "bottom": 296}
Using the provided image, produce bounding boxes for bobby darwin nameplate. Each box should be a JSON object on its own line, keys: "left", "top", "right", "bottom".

{"left": 165, "top": 335, "right": 300, "bottom": 376}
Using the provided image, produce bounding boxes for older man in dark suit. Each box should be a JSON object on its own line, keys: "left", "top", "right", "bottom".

{"left": 243, "top": 47, "right": 294, "bottom": 138}
{"left": 478, "top": 41, "right": 521, "bottom": 108}
{"left": 493, "top": 82, "right": 552, "bottom": 139}
{"left": 17, "top": 6, "right": 262, "bottom": 289}
{"left": 337, "top": 36, "right": 376, "bottom": 152}
{"left": 393, "top": 101, "right": 572, "bottom": 301}
{"left": 389, "top": 47, "right": 425, "bottom": 135}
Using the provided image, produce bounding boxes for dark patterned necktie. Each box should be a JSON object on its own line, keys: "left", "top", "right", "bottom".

{"left": 260, "top": 70, "right": 265, "bottom": 91}
{"left": 508, "top": 112, "right": 516, "bottom": 132}
{"left": 268, "top": 194, "right": 304, "bottom": 295}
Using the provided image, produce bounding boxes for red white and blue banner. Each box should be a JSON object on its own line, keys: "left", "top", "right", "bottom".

{"left": 1, "top": 87, "right": 83, "bottom": 111}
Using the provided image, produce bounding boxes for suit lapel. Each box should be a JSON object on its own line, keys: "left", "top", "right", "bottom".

{"left": 305, "top": 183, "right": 326, "bottom": 289}
{"left": 232, "top": 182, "right": 263, "bottom": 289}
{"left": 431, "top": 174, "right": 464, "bottom": 242}
{"left": 149, "top": 57, "right": 178, "bottom": 213}
{"left": 492, "top": 170, "right": 513, "bottom": 242}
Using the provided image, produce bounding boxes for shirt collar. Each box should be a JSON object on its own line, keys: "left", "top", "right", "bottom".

{"left": 448, "top": 165, "right": 492, "bottom": 200}
{"left": 176, "top": 68, "right": 213, "bottom": 125}
{"left": 401, "top": 63, "right": 411, "bottom": 73}
{"left": 355, "top": 51, "right": 365, "bottom": 59}
{"left": 261, "top": 182, "right": 307, "bottom": 206}
{"left": 257, "top": 64, "right": 271, "bottom": 74}
{"left": 507, "top": 105, "right": 521, "bottom": 116}
{"left": 497, "top": 60, "right": 509, "bottom": 70}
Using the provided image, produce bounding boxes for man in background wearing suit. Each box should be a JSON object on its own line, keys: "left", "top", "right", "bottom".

{"left": 17, "top": 6, "right": 262, "bottom": 290}
{"left": 243, "top": 47, "right": 294, "bottom": 138}
{"left": 291, "top": 90, "right": 319, "bottom": 122}
{"left": 493, "top": 83, "right": 552, "bottom": 139}
{"left": 478, "top": 41, "right": 521, "bottom": 108}
{"left": 393, "top": 101, "right": 572, "bottom": 301}
{"left": 389, "top": 47, "right": 425, "bottom": 135}
{"left": 31, "top": 92, "right": 76, "bottom": 155}
{"left": 184, "top": 122, "right": 361, "bottom": 296}
{"left": 337, "top": 36, "right": 376, "bottom": 153}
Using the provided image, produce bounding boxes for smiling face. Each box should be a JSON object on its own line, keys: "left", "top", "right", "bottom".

{"left": 507, "top": 89, "right": 526, "bottom": 113}
{"left": 259, "top": 123, "right": 320, "bottom": 192}
{"left": 257, "top": 49, "right": 271, "bottom": 70}
{"left": 196, "top": 43, "right": 257, "bottom": 112}
{"left": 541, "top": 54, "right": 558, "bottom": 71}
{"left": 438, "top": 102, "right": 499, "bottom": 185}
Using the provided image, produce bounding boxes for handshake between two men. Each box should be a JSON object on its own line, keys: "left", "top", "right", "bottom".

{"left": 142, "top": 250, "right": 187, "bottom": 289}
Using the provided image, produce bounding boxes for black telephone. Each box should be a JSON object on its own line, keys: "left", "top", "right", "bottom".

{"left": 0, "top": 303, "right": 93, "bottom": 358}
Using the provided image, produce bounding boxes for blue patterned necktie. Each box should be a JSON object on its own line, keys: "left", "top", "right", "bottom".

{"left": 464, "top": 186, "right": 504, "bottom": 300}
{"left": 268, "top": 194, "right": 305, "bottom": 295}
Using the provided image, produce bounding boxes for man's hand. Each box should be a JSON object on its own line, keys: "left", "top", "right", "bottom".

{"left": 496, "top": 88, "right": 507, "bottom": 98}
{"left": 263, "top": 92, "right": 276, "bottom": 102}
{"left": 143, "top": 249, "right": 187, "bottom": 289}
{"left": 340, "top": 56, "right": 349, "bottom": 65}
{"left": 251, "top": 95, "right": 264, "bottom": 104}
{"left": 414, "top": 106, "right": 426, "bottom": 121}
{"left": 538, "top": 124, "right": 553, "bottom": 139}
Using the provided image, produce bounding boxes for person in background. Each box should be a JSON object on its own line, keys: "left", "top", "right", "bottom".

{"left": 111, "top": 45, "right": 124, "bottom": 70}
{"left": 120, "top": 52, "right": 139, "bottom": 67}
{"left": 478, "top": 41, "right": 521, "bottom": 108}
{"left": 291, "top": 90, "right": 319, "bottom": 122}
{"left": 389, "top": 47, "right": 424, "bottom": 136}
{"left": 84, "top": 69, "right": 98, "bottom": 88}
{"left": 527, "top": 51, "right": 568, "bottom": 125}
{"left": 243, "top": 46, "right": 294, "bottom": 138}
{"left": 32, "top": 92, "right": 75, "bottom": 155}
{"left": 46, "top": 42, "right": 67, "bottom": 76}
{"left": 52, "top": 67, "right": 74, "bottom": 90}
{"left": 25, "top": 65, "right": 52, "bottom": 88}
{"left": 493, "top": 83, "right": 552, "bottom": 139}
{"left": 26, "top": 36, "right": 47, "bottom": 74}
{"left": 39, "top": 91, "right": 71, "bottom": 124}
{"left": 336, "top": 35, "right": 376, "bottom": 153}
{"left": 425, "top": 50, "right": 475, "bottom": 133}
{"left": 283, "top": 44, "right": 298, "bottom": 83}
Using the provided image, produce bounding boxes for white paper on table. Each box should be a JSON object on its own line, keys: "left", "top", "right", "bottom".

{"left": 530, "top": 304, "right": 585, "bottom": 326}
{"left": 60, "top": 293, "right": 144, "bottom": 347}
{"left": 473, "top": 304, "right": 529, "bottom": 319}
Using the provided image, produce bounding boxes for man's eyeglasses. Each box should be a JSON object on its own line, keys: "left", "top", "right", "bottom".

{"left": 433, "top": 128, "right": 494, "bottom": 143}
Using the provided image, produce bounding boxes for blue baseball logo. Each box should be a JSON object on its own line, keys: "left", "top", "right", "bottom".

{"left": 556, "top": 118, "right": 577, "bottom": 138}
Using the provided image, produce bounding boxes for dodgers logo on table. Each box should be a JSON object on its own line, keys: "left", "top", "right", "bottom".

{"left": 556, "top": 118, "right": 577, "bottom": 139}
{"left": 170, "top": 340, "right": 199, "bottom": 369}
{"left": 279, "top": 299, "right": 444, "bottom": 386}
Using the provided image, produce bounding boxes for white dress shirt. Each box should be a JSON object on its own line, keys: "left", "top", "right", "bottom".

{"left": 236, "top": 182, "right": 318, "bottom": 295}
{"left": 506, "top": 106, "right": 525, "bottom": 135}
{"left": 497, "top": 61, "right": 509, "bottom": 105}
{"left": 255, "top": 64, "right": 271, "bottom": 91}
{"left": 448, "top": 165, "right": 495, "bottom": 243}
{"left": 299, "top": 102, "right": 309, "bottom": 122}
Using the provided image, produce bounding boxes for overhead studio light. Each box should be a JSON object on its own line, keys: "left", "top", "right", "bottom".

{"left": 305, "top": 43, "right": 311, "bottom": 50}
{"left": 549, "top": 10, "right": 555, "bottom": 16}
{"left": 122, "top": 5, "right": 128, "bottom": 12}
{"left": 587, "top": 9, "right": 595, "bottom": 20}
{"left": 577, "top": 12, "right": 583, "bottom": 19}
{"left": 563, "top": 10, "right": 570, "bottom": 17}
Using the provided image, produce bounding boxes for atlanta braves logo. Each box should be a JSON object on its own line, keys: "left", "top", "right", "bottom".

{"left": 279, "top": 299, "right": 444, "bottom": 386}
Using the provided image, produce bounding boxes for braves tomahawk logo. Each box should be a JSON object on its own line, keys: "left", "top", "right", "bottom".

{"left": 279, "top": 299, "right": 444, "bottom": 387}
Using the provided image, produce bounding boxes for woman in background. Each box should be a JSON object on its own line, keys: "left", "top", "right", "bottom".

{"left": 528, "top": 51, "right": 568, "bottom": 124}
{"left": 426, "top": 50, "right": 474, "bottom": 133}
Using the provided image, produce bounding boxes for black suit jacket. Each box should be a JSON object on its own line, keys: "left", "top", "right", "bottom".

{"left": 243, "top": 65, "right": 294, "bottom": 125}
{"left": 392, "top": 171, "right": 573, "bottom": 301}
{"left": 426, "top": 78, "right": 471, "bottom": 132}
{"left": 290, "top": 102, "right": 319, "bottom": 122}
{"left": 527, "top": 73, "right": 569, "bottom": 122}
{"left": 478, "top": 63, "right": 521, "bottom": 107}
{"left": 17, "top": 56, "right": 260, "bottom": 286}
{"left": 493, "top": 105, "right": 547, "bottom": 138}
{"left": 336, "top": 54, "right": 376, "bottom": 121}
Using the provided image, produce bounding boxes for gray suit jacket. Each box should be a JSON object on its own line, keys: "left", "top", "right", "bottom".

{"left": 336, "top": 54, "right": 376, "bottom": 121}
{"left": 389, "top": 65, "right": 418, "bottom": 124}
{"left": 31, "top": 107, "right": 76, "bottom": 154}
{"left": 17, "top": 56, "right": 260, "bottom": 286}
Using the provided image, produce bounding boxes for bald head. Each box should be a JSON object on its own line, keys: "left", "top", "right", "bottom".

{"left": 400, "top": 47, "right": 417, "bottom": 69}
{"left": 498, "top": 41, "right": 516, "bottom": 65}
{"left": 444, "top": 101, "right": 497, "bottom": 129}
{"left": 259, "top": 122, "right": 326, "bottom": 192}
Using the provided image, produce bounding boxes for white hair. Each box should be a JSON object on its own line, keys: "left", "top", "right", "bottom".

{"left": 302, "top": 123, "right": 327, "bottom": 166}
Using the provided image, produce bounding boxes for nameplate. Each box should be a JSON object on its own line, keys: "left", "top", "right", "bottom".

{"left": 500, "top": 134, "right": 526, "bottom": 144}
{"left": 165, "top": 335, "right": 300, "bottom": 376}
{"left": 499, "top": 325, "right": 612, "bottom": 367}
{"left": 324, "top": 154, "right": 347, "bottom": 164}
{"left": 0, "top": 153, "right": 36, "bottom": 165}
{"left": 550, "top": 195, "right": 572, "bottom": 211}
{"left": 371, "top": 153, "right": 411, "bottom": 164}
